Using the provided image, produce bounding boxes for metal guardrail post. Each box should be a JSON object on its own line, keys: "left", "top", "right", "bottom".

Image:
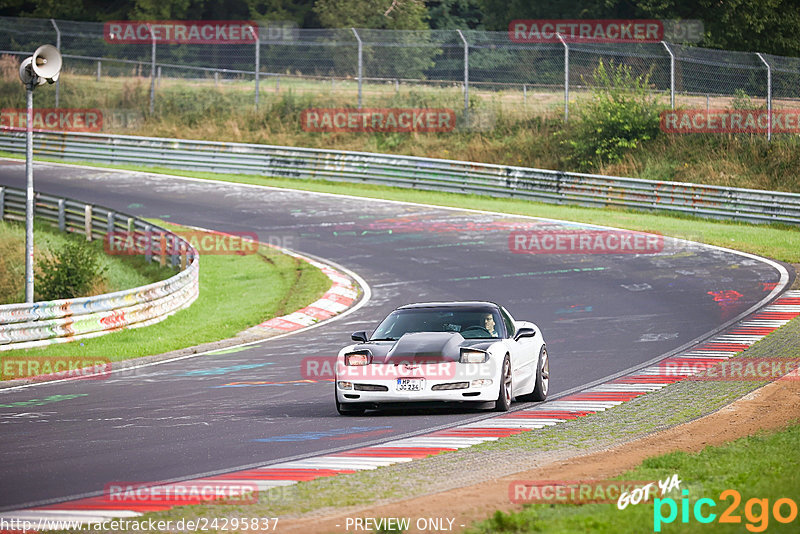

{"left": 661, "top": 41, "right": 675, "bottom": 109}
{"left": 352, "top": 28, "right": 363, "bottom": 109}
{"left": 756, "top": 53, "right": 772, "bottom": 142}
{"left": 50, "top": 18, "right": 61, "bottom": 108}
{"left": 57, "top": 198, "right": 65, "bottom": 231}
{"left": 159, "top": 232, "right": 167, "bottom": 267}
{"left": 0, "top": 187, "right": 4, "bottom": 221}
{"left": 456, "top": 30, "right": 469, "bottom": 114}
{"left": 84, "top": 204, "right": 93, "bottom": 240}
{"left": 556, "top": 33, "right": 569, "bottom": 122}
{"left": 144, "top": 224, "right": 152, "bottom": 263}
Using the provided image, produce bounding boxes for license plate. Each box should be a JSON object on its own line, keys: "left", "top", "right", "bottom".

{"left": 397, "top": 378, "right": 424, "bottom": 392}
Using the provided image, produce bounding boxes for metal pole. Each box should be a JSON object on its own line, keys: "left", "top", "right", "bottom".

{"left": 25, "top": 85, "right": 34, "bottom": 303}
{"left": 556, "top": 33, "right": 568, "bottom": 122}
{"left": 96, "top": 60, "right": 101, "bottom": 82}
{"left": 50, "top": 19, "right": 61, "bottom": 108}
{"left": 148, "top": 24, "right": 156, "bottom": 115}
{"left": 352, "top": 28, "right": 362, "bottom": 109}
{"left": 248, "top": 25, "right": 260, "bottom": 109}
{"left": 456, "top": 30, "right": 469, "bottom": 114}
{"left": 756, "top": 53, "right": 772, "bottom": 142}
{"left": 661, "top": 41, "right": 675, "bottom": 109}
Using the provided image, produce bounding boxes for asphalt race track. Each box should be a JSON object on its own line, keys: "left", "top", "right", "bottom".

{"left": 0, "top": 160, "right": 787, "bottom": 510}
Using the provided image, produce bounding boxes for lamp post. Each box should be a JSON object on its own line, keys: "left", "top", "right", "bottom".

{"left": 18, "top": 44, "right": 62, "bottom": 303}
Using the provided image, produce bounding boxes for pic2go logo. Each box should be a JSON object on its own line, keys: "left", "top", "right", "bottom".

{"left": 653, "top": 489, "right": 798, "bottom": 532}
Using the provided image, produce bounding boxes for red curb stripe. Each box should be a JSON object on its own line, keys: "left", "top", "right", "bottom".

{"left": 560, "top": 392, "right": 644, "bottom": 401}
{"left": 332, "top": 447, "right": 457, "bottom": 458}
{"left": 505, "top": 410, "right": 595, "bottom": 418}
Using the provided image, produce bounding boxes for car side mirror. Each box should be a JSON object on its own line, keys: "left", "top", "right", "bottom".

{"left": 351, "top": 331, "right": 368, "bottom": 342}
{"left": 514, "top": 327, "right": 536, "bottom": 341}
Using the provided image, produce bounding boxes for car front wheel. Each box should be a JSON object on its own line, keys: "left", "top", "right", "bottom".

{"left": 494, "top": 354, "right": 512, "bottom": 411}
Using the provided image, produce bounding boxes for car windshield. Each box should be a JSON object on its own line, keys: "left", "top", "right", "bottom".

{"left": 371, "top": 308, "right": 502, "bottom": 340}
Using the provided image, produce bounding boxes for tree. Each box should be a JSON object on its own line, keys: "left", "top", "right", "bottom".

{"left": 425, "top": 0, "right": 484, "bottom": 30}
{"left": 314, "top": 0, "right": 429, "bottom": 30}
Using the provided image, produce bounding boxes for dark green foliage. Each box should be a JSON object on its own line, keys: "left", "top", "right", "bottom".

{"left": 563, "top": 60, "right": 662, "bottom": 171}
{"left": 35, "top": 239, "right": 107, "bottom": 301}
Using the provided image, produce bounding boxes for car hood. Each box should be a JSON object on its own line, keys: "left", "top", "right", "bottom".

{"left": 350, "top": 332, "right": 495, "bottom": 364}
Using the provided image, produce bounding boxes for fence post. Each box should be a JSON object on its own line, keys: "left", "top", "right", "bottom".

{"left": 661, "top": 41, "right": 675, "bottom": 109}
{"left": 756, "top": 52, "right": 772, "bottom": 142}
{"left": 58, "top": 198, "right": 65, "bottom": 231}
{"left": 144, "top": 225, "right": 152, "bottom": 263}
{"left": 352, "top": 28, "right": 363, "bottom": 109}
{"left": 556, "top": 33, "right": 569, "bottom": 122}
{"left": 96, "top": 60, "right": 101, "bottom": 82}
{"left": 456, "top": 30, "right": 469, "bottom": 114}
{"left": 159, "top": 232, "right": 167, "bottom": 267}
{"left": 50, "top": 18, "right": 61, "bottom": 108}
{"left": 84, "top": 204, "right": 93, "bottom": 241}
{"left": 0, "top": 187, "right": 4, "bottom": 221}
{"left": 147, "top": 23, "right": 156, "bottom": 115}
{"left": 248, "top": 25, "right": 260, "bottom": 109}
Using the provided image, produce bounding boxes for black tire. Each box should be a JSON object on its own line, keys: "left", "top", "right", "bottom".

{"left": 530, "top": 347, "right": 549, "bottom": 401}
{"left": 494, "top": 354, "right": 512, "bottom": 411}
{"left": 335, "top": 382, "right": 366, "bottom": 415}
{"left": 518, "top": 347, "right": 549, "bottom": 402}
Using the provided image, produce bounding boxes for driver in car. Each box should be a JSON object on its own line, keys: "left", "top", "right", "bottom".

{"left": 482, "top": 313, "right": 498, "bottom": 337}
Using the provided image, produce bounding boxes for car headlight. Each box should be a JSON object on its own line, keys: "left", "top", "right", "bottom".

{"left": 344, "top": 350, "right": 372, "bottom": 366}
{"left": 460, "top": 348, "right": 488, "bottom": 363}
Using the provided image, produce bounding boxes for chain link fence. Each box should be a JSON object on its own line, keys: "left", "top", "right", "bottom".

{"left": 2, "top": 16, "right": 800, "bottom": 137}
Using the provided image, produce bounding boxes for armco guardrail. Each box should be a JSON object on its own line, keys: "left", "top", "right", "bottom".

{"left": 1, "top": 130, "right": 799, "bottom": 225}
{"left": 0, "top": 185, "right": 199, "bottom": 351}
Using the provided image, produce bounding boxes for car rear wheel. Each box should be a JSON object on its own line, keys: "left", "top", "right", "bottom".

{"left": 494, "top": 354, "right": 512, "bottom": 411}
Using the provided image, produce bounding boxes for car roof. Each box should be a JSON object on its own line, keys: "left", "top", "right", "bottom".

{"left": 396, "top": 301, "right": 500, "bottom": 311}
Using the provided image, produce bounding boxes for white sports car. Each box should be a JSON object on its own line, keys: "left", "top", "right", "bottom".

{"left": 335, "top": 301, "right": 548, "bottom": 415}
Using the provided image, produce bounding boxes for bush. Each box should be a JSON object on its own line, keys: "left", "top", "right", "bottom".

{"left": 562, "top": 60, "right": 662, "bottom": 170}
{"left": 730, "top": 88, "right": 765, "bottom": 110}
{"left": 35, "top": 240, "right": 107, "bottom": 301}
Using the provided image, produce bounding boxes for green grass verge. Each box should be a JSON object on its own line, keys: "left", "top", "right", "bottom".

{"left": 0, "top": 218, "right": 173, "bottom": 305}
{"left": 0, "top": 221, "right": 331, "bottom": 365}
{"left": 2, "top": 152, "right": 797, "bottom": 263}
{"left": 470, "top": 422, "right": 800, "bottom": 533}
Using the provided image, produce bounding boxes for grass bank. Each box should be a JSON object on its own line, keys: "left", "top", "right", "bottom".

{"left": 0, "top": 219, "right": 173, "bottom": 305}
{"left": 0, "top": 221, "right": 331, "bottom": 366}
